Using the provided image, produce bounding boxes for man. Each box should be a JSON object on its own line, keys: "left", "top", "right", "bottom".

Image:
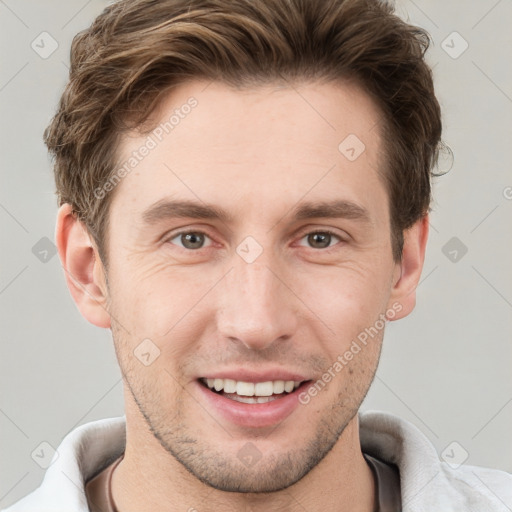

{"left": 3, "top": 0, "right": 511, "bottom": 510}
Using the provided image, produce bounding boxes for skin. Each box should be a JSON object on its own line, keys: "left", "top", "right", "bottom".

{"left": 56, "top": 79, "right": 428, "bottom": 511}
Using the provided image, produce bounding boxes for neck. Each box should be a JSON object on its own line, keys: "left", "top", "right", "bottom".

{"left": 111, "top": 402, "right": 375, "bottom": 512}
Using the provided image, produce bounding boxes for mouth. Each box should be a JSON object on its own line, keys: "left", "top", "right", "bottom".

{"left": 198, "top": 377, "right": 311, "bottom": 404}
{"left": 195, "top": 371, "right": 314, "bottom": 427}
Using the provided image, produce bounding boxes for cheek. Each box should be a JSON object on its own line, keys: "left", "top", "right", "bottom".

{"left": 109, "top": 257, "right": 219, "bottom": 347}
{"left": 107, "top": 237, "right": 394, "bottom": 352}
{"left": 294, "top": 262, "right": 392, "bottom": 357}
{"left": 298, "top": 259, "right": 391, "bottom": 318}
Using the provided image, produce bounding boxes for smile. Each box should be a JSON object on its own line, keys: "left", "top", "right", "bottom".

{"left": 199, "top": 377, "right": 304, "bottom": 404}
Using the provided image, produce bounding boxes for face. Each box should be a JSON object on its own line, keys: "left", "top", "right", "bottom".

{"left": 103, "top": 79, "right": 402, "bottom": 492}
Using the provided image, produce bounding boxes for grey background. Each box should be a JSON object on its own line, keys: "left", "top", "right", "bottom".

{"left": 1, "top": 0, "right": 511, "bottom": 507}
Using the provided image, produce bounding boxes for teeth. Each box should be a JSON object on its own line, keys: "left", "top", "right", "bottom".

{"left": 273, "top": 380, "right": 285, "bottom": 394}
{"left": 202, "top": 378, "right": 304, "bottom": 397}
{"left": 228, "top": 395, "right": 281, "bottom": 404}
{"left": 236, "top": 381, "right": 254, "bottom": 396}
{"left": 254, "top": 381, "right": 274, "bottom": 396}
{"left": 284, "top": 381, "right": 294, "bottom": 393}
{"left": 223, "top": 379, "right": 237, "bottom": 393}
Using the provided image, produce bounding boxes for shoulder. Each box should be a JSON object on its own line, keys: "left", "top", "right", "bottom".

{"left": 439, "top": 462, "right": 512, "bottom": 504}
{"left": 359, "top": 410, "right": 512, "bottom": 511}
{"left": 1, "top": 416, "right": 126, "bottom": 512}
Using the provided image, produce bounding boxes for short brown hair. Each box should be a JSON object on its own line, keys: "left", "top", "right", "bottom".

{"left": 44, "top": 0, "right": 442, "bottom": 264}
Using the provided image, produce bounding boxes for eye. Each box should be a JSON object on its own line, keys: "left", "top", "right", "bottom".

{"left": 298, "top": 230, "right": 343, "bottom": 250}
{"left": 166, "top": 229, "right": 344, "bottom": 251}
{"left": 167, "top": 230, "right": 213, "bottom": 250}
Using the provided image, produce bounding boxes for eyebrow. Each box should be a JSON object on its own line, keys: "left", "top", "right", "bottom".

{"left": 141, "top": 198, "right": 371, "bottom": 226}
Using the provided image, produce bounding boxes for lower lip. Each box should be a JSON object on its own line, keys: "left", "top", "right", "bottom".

{"left": 195, "top": 380, "right": 311, "bottom": 428}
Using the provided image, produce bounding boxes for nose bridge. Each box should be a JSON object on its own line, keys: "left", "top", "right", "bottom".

{"left": 216, "top": 249, "right": 297, "bottom": 350}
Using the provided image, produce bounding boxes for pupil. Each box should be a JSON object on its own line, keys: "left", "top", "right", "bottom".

{"left": 309, "top": 232, "right": 330, "bottom": 248}
{"left": 183, "top": 232, "right": 203, "bottom": 249}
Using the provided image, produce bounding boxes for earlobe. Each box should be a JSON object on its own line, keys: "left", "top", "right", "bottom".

{"left": 387, "top": 215, "right": 429, "bottom": 321}
{"left": 55, "top": 204, "right": 111, "bottom": 328}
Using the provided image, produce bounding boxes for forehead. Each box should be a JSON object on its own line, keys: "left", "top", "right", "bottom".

{"left": 110, "top": 79, "right": 387, "bottom": 226}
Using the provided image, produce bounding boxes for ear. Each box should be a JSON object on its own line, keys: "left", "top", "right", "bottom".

{"left": 55, "top": 203, "right": 111, "bottom": 328}
{"left": 386, "top": 214, "right": 429, "bottom": 321}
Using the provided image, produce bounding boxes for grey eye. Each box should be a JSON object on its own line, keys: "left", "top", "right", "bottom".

{"left": 169, "top": 231, "right": 212, "bottom": 250}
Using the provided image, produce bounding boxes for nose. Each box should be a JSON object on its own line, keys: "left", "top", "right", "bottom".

{"left": 216, "top": 254, "right": 298, "bottom": 351}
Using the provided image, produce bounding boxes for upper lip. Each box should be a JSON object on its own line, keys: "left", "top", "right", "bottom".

{"left": 199, "top": 369, "right": 312, "bottom": 383}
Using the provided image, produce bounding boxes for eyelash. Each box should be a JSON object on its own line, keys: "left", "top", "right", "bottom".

{"left": 165, "top": 228, "right": 345, "bottom": 252}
